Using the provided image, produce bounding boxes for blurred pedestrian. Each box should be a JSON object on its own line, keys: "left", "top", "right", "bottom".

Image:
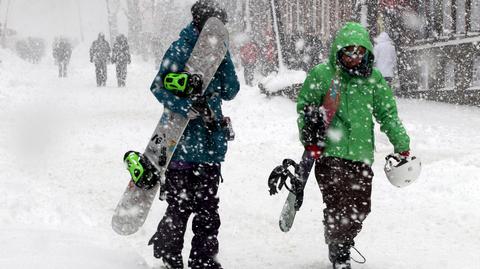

{"left": 240, "top": 37, "right": 258, "bottom": 86}
{"left": 111, "top": 34, "right": 131, "bottom": 87}
{"left": 89, "top": 33, "right": 111, "bottom": 87}
{"left": 52, "top": 37, "right": 72, "bottom": 78}
{"left": 260, "top": 28, "right": 278, "bottom": 76}
{"left": 374, "top": 31, "right": 397, "bottom": 86}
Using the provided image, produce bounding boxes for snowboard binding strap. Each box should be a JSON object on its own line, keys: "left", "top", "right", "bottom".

{"left": 163, "top": 72, "right": 203, "bottom": 97}
{"left": 124, "top": 151, "right": 145, "bottom": 182}
{"left": 268, "top": 159, "right": 303, "bottom": 196}
{"left": 123, "top": 151, "right": 159, "bottom": 190}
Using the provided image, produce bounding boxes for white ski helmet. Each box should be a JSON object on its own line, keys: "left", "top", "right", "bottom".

{"left": 384, "top": 154, "right": 421, "bottom": 188}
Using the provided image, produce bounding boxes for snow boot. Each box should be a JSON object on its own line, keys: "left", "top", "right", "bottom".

{"left": 188, "top": 256, "right": 223, "bottom": 269}
{"left": 332, "top": 260, "right": 351, "bottom": 269}
{"left": 162, "top": 253, "right": 183, "bottom": 269}
{"left": 329, "top": 243, "right": 352, "bottom": 269}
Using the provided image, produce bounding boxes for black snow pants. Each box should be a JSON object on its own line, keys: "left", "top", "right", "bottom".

{"left": 315, "top": 157, "right": 373, "bottom": 247}
{"left": 94, "top": 61, "right": 107, "bottom": 86}
{"left": 149, "top": 163, "right": 222, "bottom": 269}
{"left": 115, "top": 63, "right": 127, "bottom": 87}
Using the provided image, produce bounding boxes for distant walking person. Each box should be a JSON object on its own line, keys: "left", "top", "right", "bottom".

{"left": 52, "top": 37, "right": 72, "bottom": 78}
{"left": 111, "top": 34, "right": 131, "bottom": 87}
{"left": 373, "top": 32, "right": 397, "bottom": 86}
{"left": 240, "top": 38, "right": 258, "bottom": 86}
{"left": 89, "top": 33, "right": 111, "bottom": 87}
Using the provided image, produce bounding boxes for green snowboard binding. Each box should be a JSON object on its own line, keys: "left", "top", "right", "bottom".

{"left": 123, "top": 151, "right": 159, "bottom": 190}
{"left": 163, "top": 72, "right": 203, "bottom": 97}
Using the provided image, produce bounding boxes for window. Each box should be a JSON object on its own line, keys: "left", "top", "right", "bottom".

{"left": 444, "top": 59, "right": 455, "bottom": 88}
{"left": 456, "top": 0, "right": 466, "bottom": 33}
{"left": 472, "top": 0, "right": 480, "bottom": 31}
{"left": 473, "top": 55, "right": 480, "bottom": 86}
{"left": 443, "top": 0, "right": 453, "bottom": 35}
{"left": 419, "top": 56, "right": 430, "bottom": 90}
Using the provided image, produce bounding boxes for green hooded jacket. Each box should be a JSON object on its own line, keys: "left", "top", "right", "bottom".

{"left": 297, "top": 22, "right": 410, "bottom": 165}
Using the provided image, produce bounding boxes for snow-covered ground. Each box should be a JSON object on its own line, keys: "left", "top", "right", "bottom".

{"left": 1, "top": 46, "right": 480, "bottom": 269}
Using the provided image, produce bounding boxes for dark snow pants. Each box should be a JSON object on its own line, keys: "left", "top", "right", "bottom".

{"left": 315, "top": 157, "right": 373, "bottom": 246}
{"left": 149, "top": 163, "right": 222, "bottom": 269}
{"left": 115, "top": 63, "right": 127, "bottom": 87}
{"left": 94, "top": 62, "right": 107, "bottom": 86}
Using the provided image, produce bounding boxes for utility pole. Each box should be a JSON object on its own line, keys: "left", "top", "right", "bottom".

{"left": 270, "top": 0, "right": 284, "bottom": 70}
{"left": 105, "top": 0, "right": 118, "bottom": 43}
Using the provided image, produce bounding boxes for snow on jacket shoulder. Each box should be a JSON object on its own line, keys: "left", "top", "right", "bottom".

{"left": 149, "top": 23, "right": 240, "bottom": 164}
{"left": 373, "top": 32, "right": 397, "bottom": 78}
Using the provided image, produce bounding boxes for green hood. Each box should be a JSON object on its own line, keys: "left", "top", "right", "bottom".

{"left": 328, "top": 22, "right": 374, "bottom": 70}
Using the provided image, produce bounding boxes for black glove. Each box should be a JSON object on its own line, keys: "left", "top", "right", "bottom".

{"left": 302, "top": 105, "right": 326, "bottom": 146}
{"left": 189, "top": 73, "right": 203, "bottom": 96}
{"left": 189, "top": 96, "right": 217, "bottom": 131}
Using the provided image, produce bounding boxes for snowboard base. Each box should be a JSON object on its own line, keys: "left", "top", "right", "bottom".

{"left": 112, "top": 181, "right": 160, "bottom": 236}
{"left": 277, "top": 150, "right": 315, "bottom": 232}
{"left": 279, "top": 192, "right": 298, "bottom": 232}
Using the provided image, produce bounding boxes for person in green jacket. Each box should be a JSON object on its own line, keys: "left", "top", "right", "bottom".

{"left": 297, "top": 22, "right": 411, "bottom": 269}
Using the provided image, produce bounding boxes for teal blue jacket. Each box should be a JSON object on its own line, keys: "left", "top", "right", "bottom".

{"left": 150, "top": 23, "right": 240, "bottom": 163}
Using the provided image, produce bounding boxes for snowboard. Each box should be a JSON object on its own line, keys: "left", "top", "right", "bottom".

{"left": 112, "top": 17, "right": 229, "bottom": 236}
{"left": 278, "top": 150, "right": 315, "bottom": 232}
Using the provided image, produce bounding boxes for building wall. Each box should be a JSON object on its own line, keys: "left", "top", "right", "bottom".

{"left": 392, "top": 0, "right": 480, "bottom": 105}
{"left": 266, "top": 0, "right": 357, "bottom": 70}
{"left": 245, "top": 0, "right": 480, "bottom": 104}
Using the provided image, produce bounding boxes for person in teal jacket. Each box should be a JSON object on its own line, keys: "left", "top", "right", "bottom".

{"left": 297, "top": 22, "right": 411, "bottom": 269}
{"left": 147, "top": 1, "right": 239, "bottom": 268}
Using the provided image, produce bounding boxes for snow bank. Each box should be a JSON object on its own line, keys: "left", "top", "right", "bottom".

{"left": 260, "top": 69, "right": 306, "bottom": 93}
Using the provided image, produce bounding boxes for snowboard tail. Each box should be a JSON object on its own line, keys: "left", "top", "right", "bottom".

{"left": 112, "top": 181, "right": 160, "bottom": 235}
{"left": 269, "top": 150, "right": 315, "bottom": 233}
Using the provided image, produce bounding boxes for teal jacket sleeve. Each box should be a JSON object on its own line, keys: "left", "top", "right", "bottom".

{"left": 218, "top": 51, "right": 240, "bottom": 101}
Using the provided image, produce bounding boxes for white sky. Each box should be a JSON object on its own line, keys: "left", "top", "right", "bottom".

{"left": 0, "top": 0, "right": 198, "bottom": 44}
{"left": 0, "top": 0, "right": 114, "bottom": 43}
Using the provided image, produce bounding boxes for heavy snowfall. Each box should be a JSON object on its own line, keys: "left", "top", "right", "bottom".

{"left": 1, "top": 0, "right": 480, "bottom": 269}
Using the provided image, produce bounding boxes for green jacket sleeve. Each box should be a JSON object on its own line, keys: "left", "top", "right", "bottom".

{"left": 372, "top": 76, "right": 410, "bottom": 153}
{"left": 296, "top": 67, "right": 325, "bottom": 145}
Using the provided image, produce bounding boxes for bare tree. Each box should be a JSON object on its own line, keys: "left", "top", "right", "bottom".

{"left": 125, "top": 0, "right": 142, "bottom": 53}
{"left": 106, "top": 0, "right": 121, "bottom": 43}
{"left": 2, "top": 0, "right": 12, "bottom": 48}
